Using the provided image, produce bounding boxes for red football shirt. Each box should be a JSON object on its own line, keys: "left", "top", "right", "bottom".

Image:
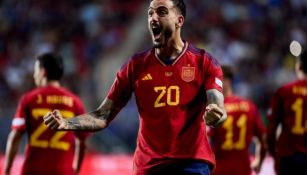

{"left": 210, "top": 95, "right": 265, "bottom": 175}
{"left": 107, "top": 42, "right": 223, "bottom": 174}
{"left": 267, "top": 80, "right": 307, "bottom": 158}
{"left": 11, "top": 85, "right": 86, "bottom": 175}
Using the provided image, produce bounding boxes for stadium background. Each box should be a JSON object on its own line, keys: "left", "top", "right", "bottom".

{"left": 0, "top": 0, "right": 306, "bottom": 174}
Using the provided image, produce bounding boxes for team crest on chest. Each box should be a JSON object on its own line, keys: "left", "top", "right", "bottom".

{"left": 181, "top": 66, "right": 195, "bottom": 82}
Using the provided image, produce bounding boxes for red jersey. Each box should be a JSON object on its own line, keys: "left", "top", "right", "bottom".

{"left": 11, "top": 85, "right": 86, "bottom": 175}
{"left": 267, "top": 80, "right": 307, "bottom": 157}
{"left": 107, "top": 42, "right": 223, "bottom": 174}
{"left": 210, "top": 95, "right": 266, "bottom": 175}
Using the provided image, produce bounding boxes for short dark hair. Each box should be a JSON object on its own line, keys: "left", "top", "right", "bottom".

{"left": 299, "top": 50, "right": 307, "bottom": 74}
{"left": 171, "top": 0, "right": 186, "bottom": 17}
{"left": 37, "top": 53, "right": 64, "bottom": 81}
{"left": 221, "top": 65, "right": 234, "bottom": 81}
{"left": 151, "top": 0, "right": 186, "bottom": 17}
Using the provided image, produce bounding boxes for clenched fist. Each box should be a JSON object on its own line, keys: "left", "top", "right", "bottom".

{"left": 43, "top": 109, "right": 67, "bottom": 130}
{"left": 203, "top": 104, "right": 225, "bottom": 127}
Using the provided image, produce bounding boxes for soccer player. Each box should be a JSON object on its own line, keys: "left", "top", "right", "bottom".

{"left": 3, "top": 53, "right": 88, "bottom": 175}
{"left": 209, "top": 65, "right": 266, "bottom": 175}
{"left": 267, "top": 50, "right": 307, "bottom": 175}
{"left": 43, "top": 0, "right": 227, "bottom": 174}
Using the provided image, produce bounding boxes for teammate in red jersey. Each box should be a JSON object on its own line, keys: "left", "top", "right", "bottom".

{"left": 209, "top": 65, "right": 267, "bottom": 175}
{"left": 267, "top": 50, "right": 307, "bottom": 175}
{"left": 3, "top": 53, "right": 88, "bottom": 175}
{"left": 43, "top": 0, "right": 227, "bottom": 174}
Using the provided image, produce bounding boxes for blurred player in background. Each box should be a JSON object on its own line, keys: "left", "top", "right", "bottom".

{"left": 267, "top": 50, "right": 307, "bottom": 175}
{"left": 3, "top": 53, "right": 88, "bottom": 175}
{"left": 209, "top": 65, "right": 266, "bottom": 175}
{"left": 43, "top": 0, "right": 227, "bottom": 174}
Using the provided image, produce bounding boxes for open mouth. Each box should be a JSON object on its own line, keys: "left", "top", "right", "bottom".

{"left": 152, "top": 26, "right": 162, "bottom": 40}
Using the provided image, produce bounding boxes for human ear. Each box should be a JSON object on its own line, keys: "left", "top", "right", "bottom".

{"left": 176, "top": 15, "right": 184, "bottom": 28}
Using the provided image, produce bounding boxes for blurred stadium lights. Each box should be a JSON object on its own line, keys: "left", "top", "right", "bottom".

{"left": 290, "top": 40, "right": 302, "bottom": 57}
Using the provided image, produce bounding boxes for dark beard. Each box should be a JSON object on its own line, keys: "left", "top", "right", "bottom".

{"left": 164, "top": 27, "right": 172, "bottom": 39}
{"left": 153, "top": 27, "right": 173, "bottom": 48}
{"left": 153, "top": 43, "right": 163, "bottom": 48}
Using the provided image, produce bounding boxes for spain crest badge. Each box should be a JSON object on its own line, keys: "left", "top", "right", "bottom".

{"left": 181, "top": 66, "right": 195, "bottom": 82}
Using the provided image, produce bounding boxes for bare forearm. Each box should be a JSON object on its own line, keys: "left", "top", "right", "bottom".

{"left": 251, "top": 136, "right": 267, "bottom": 173}
{"left": 4, "top": 144, "right": 19, "bottom": 173}
{"left": 207, "top": 89, "right": 224, "bottom": 106}
{"left": 4, "top": 131, "right": 23, "bottom": 174}
{"left": 255, "top": 137, "right": 266, "bottom": 165}
{"left": 73, "top": 139, "right": 86, "bottom": 174}
{"left": 259, "top": 145, "right": 267, "bottom": 165}
{"left": 206, "top": 89, "right": 227, "bottom": 126}
{"left": 64, "top": 110, "right": 109, "bottom": 131}
{"left": 261, "top": 135, "right": 267, "bottom": 162}
{"left": 267, "top": 125, "right": 278, "bottom": 156}
{"left": 44, "top": 98, "right": 117, "bottom": 131}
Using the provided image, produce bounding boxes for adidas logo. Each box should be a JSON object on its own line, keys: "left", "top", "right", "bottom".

{"left": 142, "top": 74, "right": 152, "bottom": 80}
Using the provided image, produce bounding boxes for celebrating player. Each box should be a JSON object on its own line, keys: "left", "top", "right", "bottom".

{"left": 209, "top": 65, "right": 267, "bottom": 175}
{"left": 267, "top": 50, "right": 307, "bottom": 175}
{"left": 3, "top": 53, "right": 88, "bottom": 175}
{"left": 43, "top": 0, "right": 227, "bottom": 174}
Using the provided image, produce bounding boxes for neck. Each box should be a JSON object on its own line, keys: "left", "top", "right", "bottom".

{"left": 47, "top": 81, "right": 61, "bottom": 87}
{"left": 301, "top": 73, "right": 307, "bottom": 80}
{"left": 297, "top": 71, "right": 307, "bottom": 80}
{"left": 223, "top": 88, "right": 233, "bottom": 97}
{"left": 40, "top": 79, "right": 61, "bottom": 87}
{"left": 156, "top": 33, "right": 184, "bottom": 60}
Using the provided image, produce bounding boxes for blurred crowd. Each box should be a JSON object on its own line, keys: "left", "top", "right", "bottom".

{"left": 0, "top": 0, "right": 143, "bottom": 153}
{"left": 185, "top": 0, "right": 306, "bottom": 110}
{"left": 0, "top": 0, "right": 306, "bottom": 153}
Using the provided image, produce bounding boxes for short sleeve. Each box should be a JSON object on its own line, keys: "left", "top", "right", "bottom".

{"left": 203, "top": 52, "right": 223, "bottom": 92}
{"left": 107, "top": 59, "right": 133, "bottom": 109}
{"left": 11, "top": 95, "right": 28, "bottom": 131}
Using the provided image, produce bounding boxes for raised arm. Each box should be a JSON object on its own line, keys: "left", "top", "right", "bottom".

{"left": 43, "top": 98, "right": 117, "bottom": 131}
{"left": 204, "top": 89, "right": 227, "bottom": 127}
